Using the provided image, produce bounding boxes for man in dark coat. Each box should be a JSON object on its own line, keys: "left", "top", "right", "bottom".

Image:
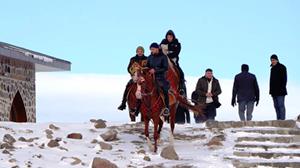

{"left": 231, "top": 64, "right": 260, "bottom": 121}
{"left": 269, "top": 54, "right": 287, "bottom": 120}
{"left": 118, "top": 46, "right": 147, "bottom": 110}
{"left": 194, "top": 69, "right": 222, "bottom": 122}
{"left": 147, "top": 43, "right": 170, "bottom": 116}
{"left": 161, "top": 30, "right": 189, "bottom": 123}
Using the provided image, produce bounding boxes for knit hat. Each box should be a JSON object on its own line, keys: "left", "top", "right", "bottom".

{"left": 136, "top": 46, "right": 145, "bottom": 53}
{"left": 149, "top": 43, "right": 159, "bottom": 49}
{"left": 270, "top": 54, "right": 279, "bottom": 61}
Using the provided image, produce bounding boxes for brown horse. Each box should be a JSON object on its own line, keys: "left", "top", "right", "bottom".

{"left": 126, "top": 82, "right": 144, "bottom": 122}
{"left": 137, "top": 67, "right": 203, "bottom": 153}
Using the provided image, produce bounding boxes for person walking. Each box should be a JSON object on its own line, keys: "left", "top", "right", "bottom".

{"left": 231, "top": 64, "right": 260, "bottom": 121}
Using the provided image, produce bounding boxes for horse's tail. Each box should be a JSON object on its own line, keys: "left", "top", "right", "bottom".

{"left": 175, "top": 93, "right": 205, "bottom": 117}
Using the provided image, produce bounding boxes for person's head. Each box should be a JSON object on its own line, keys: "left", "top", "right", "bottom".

{"left": 241, "top": 64, "right": 249, "bottom": 72}
{"left": 270, "top": 54, "right": 279, "bottom": 66}
{"left": 166, "top": 30, "right": 175, "bottom": 43}
{"left": 136, "top": 46, "right": 144, "bottom": 56}
{"left": 205, "top": 68, "right": 213, "bottom": 79}
{"left": 149, "top": 43, "right": 160, "bottom": 55}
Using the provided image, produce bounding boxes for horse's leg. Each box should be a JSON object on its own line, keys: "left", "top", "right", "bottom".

{"left": 145, "top": 118, "right": 154, "bottom": 151}
{"left": 169, "top": 104, "right": 177, "bottom": 146}
{"left": 157, "top": 118, "right": 164, "bottom": 145}
{"left": 129, "top": 109, "right": 136, "bottom": 122}
{"left": 153, "top": 118, "right": 159, "bottom": 153}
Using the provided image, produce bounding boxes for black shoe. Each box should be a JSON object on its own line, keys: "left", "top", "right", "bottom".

{"left": 118, "top": 103, "right": 126, "bottom": 110}
{"left": 162, "top": 108, "right": 170, "bottom": 116}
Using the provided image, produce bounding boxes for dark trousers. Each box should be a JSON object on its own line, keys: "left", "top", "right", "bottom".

{"left": 176, "top": 105, "right": 191, "bottom": 124}
{"left": 272, "top": 96, "right": 286, "bottom": 120}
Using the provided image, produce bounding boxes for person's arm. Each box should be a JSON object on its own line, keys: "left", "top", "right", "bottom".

{"left": 282, "top": 65, "right": 287, "bottom": 87}
{"left": 195, "top": 79, "right": 207, "bottom": 97}
{"left": 254, "top": 76, "right": 260, "bottom": 106}
{"left": 174, "top": 42, "right": 181, "bottom": 57}
{"left": 127, "top": 58, "right": 133, "bottom": 74}
{"left": 231, "top": 76, "right": 238, "bottom": 106}
{"left": 213, "top": 79, "right": 222, "bottom": 96}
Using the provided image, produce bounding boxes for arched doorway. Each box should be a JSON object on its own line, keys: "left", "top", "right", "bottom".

{"left": 10, "top": 91, "right": 27, "bottom": 122}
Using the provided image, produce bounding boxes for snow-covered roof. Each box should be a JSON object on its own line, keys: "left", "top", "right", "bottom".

{"left": 0, "top": 42, "right": 71, "bottom": 72}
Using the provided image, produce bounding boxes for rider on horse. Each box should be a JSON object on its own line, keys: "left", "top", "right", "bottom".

{"left": 147, "top": 43, "right": 170, "bottom": 116}
{"left": 160, "top": 30, "right": 186, "bottom": 95}
{"left": 118, "top": 46, "right": 148, "bottom": 110}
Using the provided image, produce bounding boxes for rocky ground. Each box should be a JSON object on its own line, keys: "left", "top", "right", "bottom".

{"left": 0, "top": 119, "right": 300, "bottom": 168}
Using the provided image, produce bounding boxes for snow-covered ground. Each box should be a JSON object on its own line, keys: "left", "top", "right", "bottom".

{"left": 1, "top": 120, "right": 300, "bottom": 168}
{"left": 0, "top": 121, "right": 238, "bottom": 168}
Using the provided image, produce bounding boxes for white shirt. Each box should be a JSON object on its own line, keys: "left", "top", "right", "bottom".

{"left": 206, "top": 78, "right": 214, "bottom": 103}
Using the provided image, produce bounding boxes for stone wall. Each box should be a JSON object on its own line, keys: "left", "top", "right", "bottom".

{"left": 0, "top": 55, "right": 36, "bottom": 122}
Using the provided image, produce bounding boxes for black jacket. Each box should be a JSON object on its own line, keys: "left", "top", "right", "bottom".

{"left": 232, "top": 72, "right": 260, "bottom": 102}
{"left": 127, "top": 55, "right": 147, "bottom": 75}
{"left": 146, "top": 52, "right": 169, "bottom": 81}
{"left": 270, "top": 62, "right": 287, "bottom": 96}
{"left": 160, "top": 30, "right": 181, "bottom": 60}
{"left": 194, "top": 76, "right": 222, "bottom": 104}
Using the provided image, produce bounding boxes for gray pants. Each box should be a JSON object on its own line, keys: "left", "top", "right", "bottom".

{"left": 238, "top": 101, "right": 254, "bottom": 121}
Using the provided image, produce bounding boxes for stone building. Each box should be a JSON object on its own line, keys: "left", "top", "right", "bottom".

{"left": 0, "top": 42, "right": 71, "bottom": 122}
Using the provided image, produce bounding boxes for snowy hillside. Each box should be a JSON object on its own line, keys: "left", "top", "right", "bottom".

{"left": 1, "top": 120, "right": 300, "bottom": 168}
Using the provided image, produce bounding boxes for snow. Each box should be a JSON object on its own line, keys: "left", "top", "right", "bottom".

{"left": 0, "top": 121, "right": 235, "bottom": 168}
{"left": 1, "top": 121, "right": 300, "bottom": 168}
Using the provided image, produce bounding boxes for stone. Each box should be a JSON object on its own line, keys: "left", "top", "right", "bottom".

{"left": 206, "top": 136, "right": 224, "bottom": 147}
{"left": 18, "top": 137, "right": 38, "bottom": 143}
{"left": 160, "top": 145, "right": 179, "bottom": 160}
{"left": 45, "top": 129, "right": 53, "bottom": 135}
{"left": 47, "top": 140, "right": 59, "bottom": 148}
{"left": 137, "top": 149, "right": 146, "bottom": 155}
{"left": 67, "top": 133, "right": 83, "bottom": 140}
{"left": 3, "top": 134, "right": 16, "bottom": 145}
{"left": 94, "top": 120, "right": 107, "bottom": 129}
{"left": 0, "top": 142, "right": 14, "bottom": 150}
{"left": 91, "top": 139, "right": 98, "bottom": 144}
{"left": 99, "top": 142, "right": 113, "bottom": 150}
{"left": 143, "top": 156, "right": 151, "bottom": 161}
{"left": 100, "top": 130, "right": 118, "bottom": 141}
{"left": 61, "top": 157, "right": 82, "bottom": 166}
{"left": 49, "top": 124, "right": 60, "bottom": 130}
{"left": 91, "top": 157, "right": 118, "bottom": 168}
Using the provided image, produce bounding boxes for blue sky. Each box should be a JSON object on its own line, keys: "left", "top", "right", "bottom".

{"left": 1, "top": 0, "right": 300, "bottom": 83}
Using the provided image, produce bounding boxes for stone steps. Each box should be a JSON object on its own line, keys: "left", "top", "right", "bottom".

{"left": 236, "top": 136, "right": 300, "bottom": 143}
{"left": 232, "top": 160, "right": 300, "bottom": 168}
{"left": 234, "top": 143, "right": 300, "bottom": 150}
{"left": 233, "top": 151, "right": 300, "bottom": 159}
{"left": 206, "top": 120, "right": 296, "bottom": 129}
{"left": 232, "top": 128, "right": 300, "bottom": 135}
{"left": 212, "top": 120, "right": 300, "bottom": 167}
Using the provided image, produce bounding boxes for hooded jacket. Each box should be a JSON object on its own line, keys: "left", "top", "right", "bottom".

{"left": 160, "top": 30, "right": 181, "bottom": 60}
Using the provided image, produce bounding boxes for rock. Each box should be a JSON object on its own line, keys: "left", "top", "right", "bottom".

{"left": 206, "top": 136, "right": 223, "bottom": 147}
{"left": 143, "top": 156, "right": 151, "bottom": 161}
{"left": 160, "top": 145, "right": 179, "bottom": 160}
{"left": 18, "top": 137, "right": 38, "bottom": 143}
{"left": 67, "top": 133, "right": 83, "bottom": 140}
{"left": 47, "top": 134, "right": 53, "bottom": 139}
{"left": 3, "top": 134, "right": 16, "bottom": 145}
{"left": 49, "top": 124, "right": 60, "bottom": 130}
{"left": 2, "top": 149, "right": 11, "bottom": 155}
{"left": 100, "top": 130, "right": 118, "bottom": 141}
{"left": 91, "top": 139, "right": 98, "bottom": 144}
{"left": 94, "top": 120, "right": 107, "bottom": 129}
{"left": 45, "top": 129, "right": 53, "bottom": 135}
{"left": 137, "top": 149, "right": 146, "bottom": 155}
{"left": 61, "top": 157, "right": 82, "bottom": 165}
{"left": 47, "top": 140, "right": 60, "bottom": 148}
{"left": 99, "top": 142, "right": 113, "bottom": 150}
{"left": 91, "top": 157, "right": 118, "bottom": 168}
{"left": 0, "top": 142, "right": 14, "bottom": 150}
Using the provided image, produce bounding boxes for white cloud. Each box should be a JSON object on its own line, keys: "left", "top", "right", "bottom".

{"left": 36, "top": 73, "right": 300, "bottom": 123}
